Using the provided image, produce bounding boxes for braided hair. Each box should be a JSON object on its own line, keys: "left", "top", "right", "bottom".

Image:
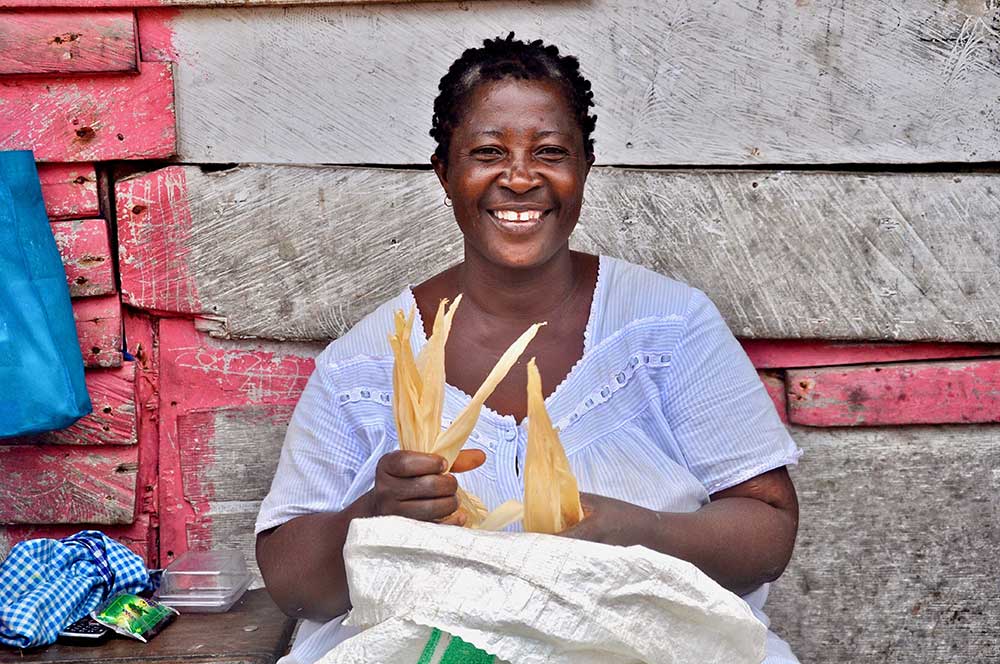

{"left": 430, "top": 33, "right": 597, "bottom": 164}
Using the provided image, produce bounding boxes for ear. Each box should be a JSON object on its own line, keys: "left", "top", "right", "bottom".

{"left": 431, "top": 154, "right": 449, "bottom": 198}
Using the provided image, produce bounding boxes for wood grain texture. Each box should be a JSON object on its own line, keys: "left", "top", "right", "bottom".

{"left": 769, "top": 425, "right": 1000, "bottom": 663}
{"left": 0, "top": 514, "right": 152, "bottom": 564}
{"left": 154, "top": 317, "right": 321, "bottom": 566}
{"left": 0, "top": 62, "right": 175, "bottom": 162}
{"left": 741, "top": 339, "right": 1000, "bottom": 369}
{"left": 0, "top": 444, "right": 137, "bottom": 524}
{"left": 73, "top": 294, "right": 123, "bottom": 369}
{"left": 117, "top": 164, "right": 1000, "bottom": 343}
{"left": 38, "top": 163, "right": 99, "bottom": 220}
{"left": 52, "top": 218, "right": 114, "bottom": 297}
{"left": 0, "top": 10, "right": 137, "bottom": 75}
{"left": 135, "top": 1, "right": 1000, "bottom": 165}
{"left": 787, "top": 359, "right": 1000, "bottom": 426}
{"left": 3, "top": 363, "right": 136, "bottom": 446}
{"left": 759, "top": 370, "right": 788, "bottom": 425}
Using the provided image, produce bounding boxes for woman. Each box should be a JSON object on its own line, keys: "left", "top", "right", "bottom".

{"left": 256, "top": 34, "right": 802, "bottom": 663}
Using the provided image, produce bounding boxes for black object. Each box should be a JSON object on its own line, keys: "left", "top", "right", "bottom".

{"left": 56, "top": 616, "right": 111, "bottom": 645}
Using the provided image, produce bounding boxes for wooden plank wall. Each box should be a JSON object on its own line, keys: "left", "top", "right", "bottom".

{"left": 0, "top": 5, "right": 171, "bottom": 566}
{"left": 1, "top": 2, "right": 999, "bottom": 662}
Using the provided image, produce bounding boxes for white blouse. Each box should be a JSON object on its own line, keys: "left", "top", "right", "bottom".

{"left": 257, "top": 255, "right": 802, "bottom": 663}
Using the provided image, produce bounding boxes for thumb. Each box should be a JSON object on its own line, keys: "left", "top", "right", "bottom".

{"left": 450, "top": 449, "right": 487, "bottom": 473}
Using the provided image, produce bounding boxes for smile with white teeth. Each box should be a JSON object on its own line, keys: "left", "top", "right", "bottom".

{"left": 492, "top": 209, "right": 543, "bottom": 222}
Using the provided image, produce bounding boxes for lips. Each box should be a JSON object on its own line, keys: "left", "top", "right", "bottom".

{"left": 487, "top": 208, "right": 550, "bottom": 235}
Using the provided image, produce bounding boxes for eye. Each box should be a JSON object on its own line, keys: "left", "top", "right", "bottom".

{"left": 471, "top": 146, "right": 504, "bottom": 160}
{"left": 536, "top": 146, "right": 569, "bottom": 160}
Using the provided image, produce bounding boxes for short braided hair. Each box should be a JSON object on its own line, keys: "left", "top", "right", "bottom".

{"left": 430, "top": 33, "right": 597, "bottom": 163}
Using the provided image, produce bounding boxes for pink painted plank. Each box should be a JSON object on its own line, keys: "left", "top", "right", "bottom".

{"left": 740, "top": 339, "right": 1000, "bottom": 370}
{"left": 787, "top": 359, "right": 1000, "bottom": 426}
{"left": 38, "top": 163, "right": 99, "bottom": 220}
{"left": 0, "top": 444, "right": 137, "bottom": 524}
{"left": 74, "top": 294, "right": 122, "bottom": 368}
{"left": 136, "top": 8, "right": 178, "bottom": 62}
{"left": 155, "top": 318, "right": 319, "bottom": 564}
{"left": 52, "top": 218, "right": 115, "bottom": 297}
{"left": 116, "top": 166, "right": 200, "bottom": 314}
{"left": 759, "top": 370, "right": 789, "bottom": 425}
{"left": 0, "top": 10, "right": 137, "bottom": 75}
{"left": 123, "top": 308, "right": 159, "bottom": 529}
{"left": 0, "top": 61, "right": 175, "bottom": 162}
{"left": 0, "top": 514, "right": 152, "bottom": 564}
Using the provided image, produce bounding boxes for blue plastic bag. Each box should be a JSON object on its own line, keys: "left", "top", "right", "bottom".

{"left": 0, "top": 150, "right": 91, "bottom": 437}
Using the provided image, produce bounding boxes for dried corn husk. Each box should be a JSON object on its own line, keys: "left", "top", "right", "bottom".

{"left": 523, "top": 358, "right": 584, "bottom": 534}
{"left": 388, "top": 297, "right": 542, "bottom": 529}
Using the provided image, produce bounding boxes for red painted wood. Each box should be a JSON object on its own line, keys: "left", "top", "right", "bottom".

{"left": 0, "top": 444, "right": 137, "bottom": 524}
{"left": 116, "top": 166, "right": 200, "bottom": 314}
{"left": 52, "top": 218, "right": 115, "bottom": 297}
{"left": 787, "top": 359, "right": 1000, "bottom": 426}
{"left": 740, "top": 338, "right": 1000, "bottom": 369}
{"left": 0, "top": 61, "right": 175, "bottom": 162}
{"left": 0, "top": 514, "right": 152, "bottom": 564}
{"left": 759, "top": 370, "right": 789, "bottom": 425}
{"left": 137, "top": 8, "right": 178, "bottom": 62}
{"left": 74, "top": 294, "right": 123, "bottom": 369}
{"left": 38, "top": 163, "right": 99, "bottom": 220}
{"left": 0, "top": 10, "right": 137, "bottom": 75}
{"left": 5, "top": 363, "right": 137, "bottom": 446}
{"left": 155, "top": 318, "right": 317, "bottom": 564}
{"left": 123, "top": 308, "right": 160, "bottom": 537}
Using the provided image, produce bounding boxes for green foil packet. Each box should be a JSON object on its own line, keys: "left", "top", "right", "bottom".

{"left": 91, "top": 593, "right": 178, "bottom": 642}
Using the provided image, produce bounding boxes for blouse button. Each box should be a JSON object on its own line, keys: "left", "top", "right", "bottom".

{"left": 339, "top": 393, "right": 350, "bottom": 403}
{"left": 600, "top": 386, "right": 610, "bottom": 398}
{"left": 502, "top": 428, "right": 516, "bottom": 442}
{"left": 660, "top": 354, "right": 670, "bottom": 363}
{"left": 615, "top": 372, "right": 626, "bottom": 385}
{"left": 629, "top": 356, "right": 639, "bottom": 368}
{"left": 360, "top": 389, "right": 370, "bottom": 398}
{"left": 380, "top": 392, "right": 390, "bottom": 403}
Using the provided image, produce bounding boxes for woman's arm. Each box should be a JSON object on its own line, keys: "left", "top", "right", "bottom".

{"left": 256, "top": 449, "right": 484, "bottom": 621}
{"left": 560, "top": 466, "right": 798, "bottom": 596}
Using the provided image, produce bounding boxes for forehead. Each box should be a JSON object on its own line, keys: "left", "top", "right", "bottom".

{"left": 456, "top": 78, "right": 579, "bottom": 137}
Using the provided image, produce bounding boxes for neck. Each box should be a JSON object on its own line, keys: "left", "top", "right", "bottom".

{"left": 457, "top": 244, "right": 579, "bottom": 321}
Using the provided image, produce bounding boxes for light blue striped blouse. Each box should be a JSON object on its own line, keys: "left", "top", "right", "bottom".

{"left": 257, "top": 255, "right": 803, "bottom": 664}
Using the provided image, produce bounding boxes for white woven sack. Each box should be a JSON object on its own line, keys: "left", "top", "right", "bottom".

{"left": 320, "top": 516, "right": 766, "bottom": 664}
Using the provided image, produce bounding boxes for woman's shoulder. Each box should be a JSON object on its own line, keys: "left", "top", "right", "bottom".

{"left": 312, "top": 288, "right": 412, "bottom": 380}
{"left": 593, "top": 256, "right": 710, "bottom": 333}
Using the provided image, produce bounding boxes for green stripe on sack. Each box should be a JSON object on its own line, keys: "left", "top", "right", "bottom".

{"left": 417, "top": 629, "right": 495, "bottom": 664}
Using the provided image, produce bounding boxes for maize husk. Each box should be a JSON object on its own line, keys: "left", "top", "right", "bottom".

{"left": 523, "top": 358, "right": 584, "bottom": 534}
{"left": 388, "top": 297, "right": 541, "bottom": 530}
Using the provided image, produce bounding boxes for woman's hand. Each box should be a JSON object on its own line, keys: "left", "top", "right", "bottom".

{"left": 558, "top": 492, "right": 653, "bottom": 545}
{"left": 372, "top": 448, "right": 486, "bottom": 526}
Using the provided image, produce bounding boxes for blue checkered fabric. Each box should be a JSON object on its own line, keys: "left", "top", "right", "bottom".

{"left": 0, "top": 530, "right": 151, "bottom": 648}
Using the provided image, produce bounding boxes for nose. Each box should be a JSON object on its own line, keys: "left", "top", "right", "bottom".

{"left": 498, "top": 152, "right": 541, "bottom": 194}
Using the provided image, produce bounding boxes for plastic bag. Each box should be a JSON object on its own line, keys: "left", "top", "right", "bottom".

{"left": 0, "top": 149, "right": 91, "bottom": 437}
{"left": 322, "top": 516, "right": 767, "bottom": 664}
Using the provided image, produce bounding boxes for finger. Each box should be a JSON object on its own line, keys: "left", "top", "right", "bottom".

{"left": 451, "top": 449, "right": 487, "bottom": 474}
{"left": 436, "top": 510, "right": 468, "bottom": 527}
{"left": 397, "top": 496, "right": 460, "bottom": 522}
{"left": 557, "top": 516, "right": 597, "bottom": 541}
{"left": 386, "top": 473, "right": 458, "bottom": 502}
{"left": 379, "top": 451, "right": 447, "bottom": 478}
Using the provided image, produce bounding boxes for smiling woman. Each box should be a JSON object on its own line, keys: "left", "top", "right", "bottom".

{"left": 254, "top": 34, "right": 802, "bottom": 664}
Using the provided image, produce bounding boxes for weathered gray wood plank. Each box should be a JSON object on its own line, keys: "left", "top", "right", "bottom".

{"left": 117, "top": 165, "right": 1000, "bottom": 343}
{"left": 177, "top": 406, "right": 293, "bottom": 586}
{"left": 769, "top": 425, "right": 1000, "bottom": 663}
{"left": 157, "top": 1, "right": 1000, "bottom": 165}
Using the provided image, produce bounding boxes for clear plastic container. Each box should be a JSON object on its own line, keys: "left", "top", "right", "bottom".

{"left": 153, "top": 550, "right": 251, "bottom": 613}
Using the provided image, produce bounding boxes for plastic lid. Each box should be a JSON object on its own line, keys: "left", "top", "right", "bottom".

{"left": 156, "top": 550, "right": 252, "bottom": 601}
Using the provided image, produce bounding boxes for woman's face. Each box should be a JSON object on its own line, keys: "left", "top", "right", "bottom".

{"left": 433, "top": 77, "right": 593, "bottom": 270}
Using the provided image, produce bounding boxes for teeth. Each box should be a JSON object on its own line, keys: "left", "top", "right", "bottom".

{"left": 493, "top": 210, "right": 542, "bottom": 222}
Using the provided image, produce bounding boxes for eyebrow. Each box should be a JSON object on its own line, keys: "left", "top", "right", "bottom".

{"left": 472, "top": 129, "right": 570, "bottom": 139}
